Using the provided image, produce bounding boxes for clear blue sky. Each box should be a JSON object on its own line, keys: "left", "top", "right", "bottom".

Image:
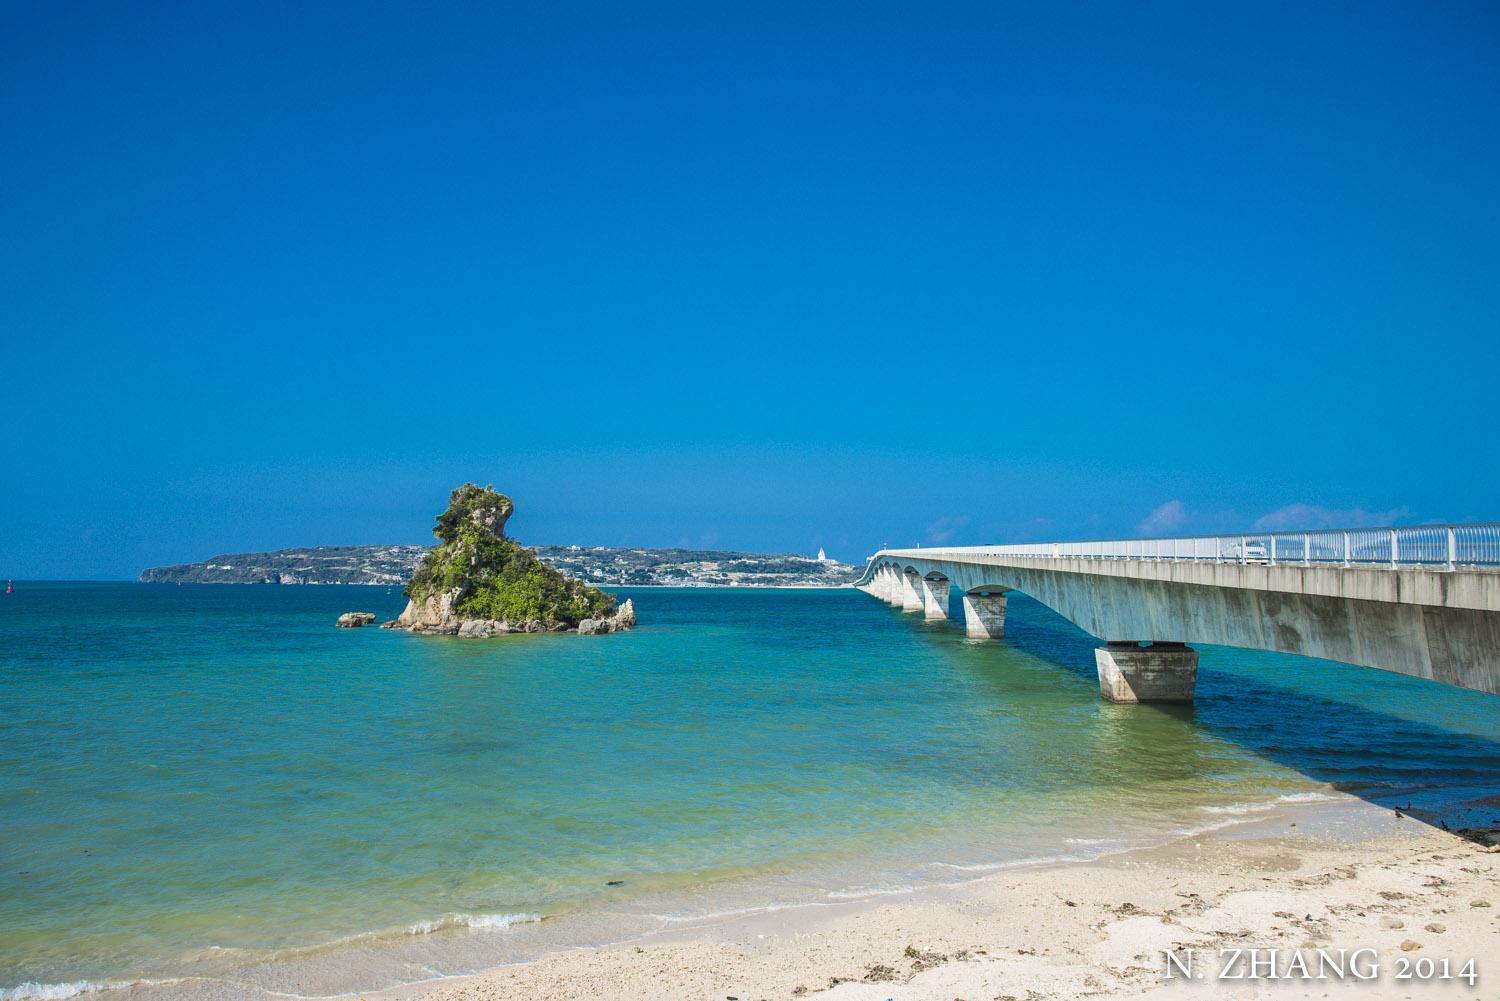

{"left": 3, "top": 1, "right": 1497, "bottom": 578}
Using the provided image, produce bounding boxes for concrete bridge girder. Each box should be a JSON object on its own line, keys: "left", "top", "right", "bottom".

{"left": 861, "top": 553, "right": 1500, "bottom": 700}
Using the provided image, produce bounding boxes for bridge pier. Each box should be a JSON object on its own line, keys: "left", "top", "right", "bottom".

{"left": 880, "top": 567, "right": 902, "bottom": 606}
{"left": 1094, "top": 641, "right": 1198, "bottom": 704}
{"left": 900, "top": 572, "right": 924, "bottom": 612}
{"left": 887, "top": 568, "right": 905, "bottom": 606}
{"left": 961, "top": 592, "right": 1007, "bottom": 639}
{"left": 921, "top": 577, "right": 949, "bottom": 620}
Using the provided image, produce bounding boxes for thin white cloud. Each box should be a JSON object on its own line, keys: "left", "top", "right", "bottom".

{"left": 1136, "top": 500, "right": 1188, "bottom": 536}
{"left": 924, "top": 515, "right": 971, "bottom": 545}
{"left": 1252, "top": 503, "right": 1410, "bottom": 532}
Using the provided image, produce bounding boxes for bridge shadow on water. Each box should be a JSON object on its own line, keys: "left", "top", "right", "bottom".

{"left": 903, "top": 591, "right": 1500, "bottom": 837}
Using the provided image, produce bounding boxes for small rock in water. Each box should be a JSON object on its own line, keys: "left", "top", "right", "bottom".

{"left": 336, "top": 612, "right": 377, "bottom": 628}
{"left": 606, "top": 880, "right": 624, "bottom": 887}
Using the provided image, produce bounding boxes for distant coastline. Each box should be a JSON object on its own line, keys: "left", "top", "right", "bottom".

{"left": 138, "top": 544, "right": 862, "bottom": 588}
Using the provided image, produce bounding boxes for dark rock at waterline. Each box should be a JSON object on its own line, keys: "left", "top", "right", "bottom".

{"left": 606, "top": 880, "right": 625, "bottom": 886}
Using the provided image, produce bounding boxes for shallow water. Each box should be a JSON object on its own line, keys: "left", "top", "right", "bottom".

{"left": 3, "top": 583, "right": 1497, "bottom": 998}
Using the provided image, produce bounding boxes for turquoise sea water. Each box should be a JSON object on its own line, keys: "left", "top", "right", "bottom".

{"left": 3, "top": 583, "right": 1499, "bottom": 999}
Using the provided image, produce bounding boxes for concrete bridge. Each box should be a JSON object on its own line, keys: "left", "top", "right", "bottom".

{"left": 855, "top": 524, "right": 1500, "bottom": 703}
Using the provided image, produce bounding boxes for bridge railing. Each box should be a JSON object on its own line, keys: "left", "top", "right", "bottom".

{"left": 891, "top": 523, "right": 1500, "bottom": 570}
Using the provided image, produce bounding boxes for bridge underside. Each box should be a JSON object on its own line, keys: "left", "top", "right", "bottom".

{"left": 861, "top": 557, "right": 1500, "bottom": 702}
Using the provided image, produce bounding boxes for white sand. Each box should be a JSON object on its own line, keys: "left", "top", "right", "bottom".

{"left": 390, "top": 807, "right": 1499, "bottom": 1001}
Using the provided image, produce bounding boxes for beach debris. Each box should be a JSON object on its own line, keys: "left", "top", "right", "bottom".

{"left": 791, "top": 987, "right": 806, "bottom": 996}
{"left": 1400, "top": 939, "right": 1422, "bottom": 951}
{"left": 336, "top": 612, "right": 377, "bottom": 628}
{"left": 904, "top": 944, "right": 949, "bottom": 971}
{"left": 1381, "top": 917, "right": 1404, "bottom": 929}
{"left": 1471, "top": 898, "right": 1491, "bottom": 907}
{"left": 1424, "top": 922, "right": 1446, "bottom": 933}
{"left": 863, "top": 963, "right": 898, "bottom": 982}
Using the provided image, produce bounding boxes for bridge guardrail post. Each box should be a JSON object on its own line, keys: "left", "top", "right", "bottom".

{"left": 1343, "top": 531, "right": 1351, "bottom": 567}
{"left": 1391, "top": 529, "right": 1399, "bottom": 568}
{"left": 1447, "top": 527, "right": 1457, "bottom": 571}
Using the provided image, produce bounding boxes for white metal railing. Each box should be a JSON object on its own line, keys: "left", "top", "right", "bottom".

{"left": 875, "top": 523, "right": 1500, "bottom": 572}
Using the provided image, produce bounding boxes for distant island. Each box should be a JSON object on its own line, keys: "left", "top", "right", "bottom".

{"left": 140, "top": 543, "right": 859, "bottom": 587}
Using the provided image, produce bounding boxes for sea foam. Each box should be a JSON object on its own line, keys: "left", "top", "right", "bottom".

{"left": 0, "top": 982, "right": 181, "bottom": 1001}
{"left": 404, "top": 912, "right": 540, "bottom": 936}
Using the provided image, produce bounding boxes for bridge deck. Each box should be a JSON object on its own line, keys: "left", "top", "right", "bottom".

{"left": 857, "top": 524, "right": 1500, "bottom": 698}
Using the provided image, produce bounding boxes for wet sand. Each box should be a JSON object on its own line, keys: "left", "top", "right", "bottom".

{"left": 388, "top": 803, "right": 1499, "bottom": 1001}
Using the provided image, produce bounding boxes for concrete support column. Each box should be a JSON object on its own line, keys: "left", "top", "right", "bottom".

{"left": 900, "top": 572, "right": 924, "bottom": 612}
{"left": 961, "top": 592, "right": 1007, "bottom": 639}
{"left": 879, "top": 568, "right": 900, "bottom": 605}
{"left": 1094, "top": 642, "right": 1198, "bottom": 704}
{"left": 921, "top": 577, "right": 950, "bottom": 620}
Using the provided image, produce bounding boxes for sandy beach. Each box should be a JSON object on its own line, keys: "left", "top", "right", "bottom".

{"left": 389, "top": 802, "right": 1499, "bottom": 1001}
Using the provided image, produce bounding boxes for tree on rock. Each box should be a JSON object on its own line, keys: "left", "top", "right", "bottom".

{"left": 397, "top": 484, "right": 622, "bottom": 634}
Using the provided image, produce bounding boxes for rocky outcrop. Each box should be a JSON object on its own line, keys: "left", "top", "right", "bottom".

{"left": 394, "top": 585, "right": 465, "bottom": 634}
{"left": 577, "top": 599, "right": 636, "bottom": 635}
{"left": 336, "top": 612, "right": 377, "bottom": 628}
{"left": 391, "top": 484, "right": 633, "bottom": 639}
